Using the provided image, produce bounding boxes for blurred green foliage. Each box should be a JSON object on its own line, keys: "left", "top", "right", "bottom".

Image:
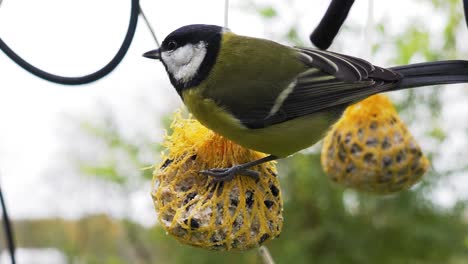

{"left": 259, "top": 7, "right": 277, "bottom": 19}
{"left": 14, "top": 0, "right": 468, "bottom": 263}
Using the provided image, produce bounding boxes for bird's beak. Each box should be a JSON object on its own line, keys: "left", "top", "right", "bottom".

{"left": 143, "top": 49, "right": 161, "bottom": 60}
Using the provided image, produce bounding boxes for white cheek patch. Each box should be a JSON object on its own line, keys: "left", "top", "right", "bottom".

{"left": 167, "top": 45, "right": 193, "bottom": 66}
{"left": 162, "top": 42, "right": 207, "bottom": 83}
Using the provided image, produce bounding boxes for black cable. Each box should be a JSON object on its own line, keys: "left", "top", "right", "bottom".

{"left": 464, "top": 0, "right": 468, "bottom": 28}
{"left": 310, "top": 0, "right": 355, "bottom": 50}
{"left": 311, "top": 0, "right": 467, "bottom": 50}
{"left": 0, "top": 183, "right": 16, "bottom": 264}
{"left": 0, "top": 0, "right": 139, "bottom": 85}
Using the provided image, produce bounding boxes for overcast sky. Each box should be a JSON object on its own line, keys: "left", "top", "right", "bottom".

{"left": 0, "top": 0, "right": 467, "bottom": 225}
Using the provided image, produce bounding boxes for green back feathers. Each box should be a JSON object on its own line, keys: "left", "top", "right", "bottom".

{"left": 200, "top": 33, "right": 307, "bottom": 121}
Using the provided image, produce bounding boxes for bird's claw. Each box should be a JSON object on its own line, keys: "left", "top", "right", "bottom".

{"left": 200, "top": 166, "right": 260, "bottom": 182}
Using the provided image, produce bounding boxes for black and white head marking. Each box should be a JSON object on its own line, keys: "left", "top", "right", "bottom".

{"left": 159, "top": 24, "right": 224, "bottom": 94}
{"left": 161, "top": 41, "right": 208, "bottom": 83}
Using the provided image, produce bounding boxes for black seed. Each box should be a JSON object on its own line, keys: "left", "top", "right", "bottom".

{"left": 259, "top": 234, "right": 270, "bottom": 244}
{"left": 160, "top": 159, "right": 173, "bottom": 170}
{"left": 357, "top": 128, "right": 364, "bottom": 139}
{"left": 345, "top": 163, "right": 355, "bottom": 173}
{"left": 393, "top": 133, "right": 403, "bottom": 144}
{"left": 246, "top": 191, "right": 254, "bottom": 208}
{"left": 364, "top": 153, "right": 376, "bottom": 164}
{"left": 210, "top": 235, "right": 220, "bottom": 243}
{"left": 337, "top": 133, "right": 342, "bottom": 142}
{"left": 190, "top": 155, "right": 197, "bottom": 160}
{"left": 382, "top": 137, "right": 391, "bottom": 150}
{"left": 230, "top": 199, "right": 239, "bottom": 207}
{"left": 211, "top": 244, "right": 225, "bottom": 250}
{"left": 409, "top": 143, "right": 422, "bottom": 157}
{"left": 270, "top": 184, "right": 279, "bottom": 197}
{"left": 231, "top": 239, "right": 242, "bottom": 248}
{"left": 382, "top": 156, "right": 393, "bottom": 167}
{"left": 390, "top": 116, "right": 397, "bottom": 125}
{"left": 183, "top": 192, "right": 197, "bottom": 204}
{"left": 187, "top": 192, "right": 196, "bottom": 199}
{"left": 264, "top": 200, "right": 274, "bottom": 209}
{"left": 415, "top": 150, "right": 422, "bottom": 157}
{"left": 344, "top": 132, "right": 352, "bottom": 144}
{"left": 183, "top": 218, "right": 200, "bottom": 229}
{"left": 267, "top": 168, "right": 277, "bottom": 177}
{"left": 396, "top": 150, "right": 406, "bottom": 163}
{"left": 190, "top": 218, "right": 200, "bottom": 229}
{"left": 366, "top": 137, "right": 378, "bottom": 147}
{"left": 338, "top": 143, "right": 347, "bottom": 162}
{"left": 370, "top": 121, "right": 378, "bottom": 130}
{"left": 233, "top": 218, "right": 242, "bottom": 229}
{"left": 350, "top": 143, "right": 362, "bottom": 155}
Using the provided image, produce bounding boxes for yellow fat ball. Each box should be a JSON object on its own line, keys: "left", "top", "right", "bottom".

{"left": 321, "top": 94, "right": 430, "bottom": 194}
{"left": 151, "top": 111, "right": 283, "bottom": 251}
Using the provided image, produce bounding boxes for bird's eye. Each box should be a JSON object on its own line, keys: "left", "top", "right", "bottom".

{"left": 167, "top": 41, "right": 178, "bottom": 51}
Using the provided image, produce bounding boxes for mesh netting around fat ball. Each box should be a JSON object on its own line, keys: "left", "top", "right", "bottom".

{"left": 151, "top": 111, "right": 283, "bottom": 251}
{"left": 321, "top": 94, "right": 429, "bottom": 194}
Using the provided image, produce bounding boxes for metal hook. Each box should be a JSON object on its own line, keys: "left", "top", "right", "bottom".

{"left": 224, "top": 0, "right": 229, "bottom": 28}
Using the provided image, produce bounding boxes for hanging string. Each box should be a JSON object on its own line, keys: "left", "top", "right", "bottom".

{"left": 258, "top": 246, "right": 275, "bottom": 264}
{"left": 139, "top": 3, "right": 160, "bottom": 47}
{"left": 361, "top": 0, "right": 374, "bottom": 58}
{"left": 224, "top": 0, "right": 229, "bottom": 28}
{"left": 0, "top": 181, "right": 16, "bottom": 264}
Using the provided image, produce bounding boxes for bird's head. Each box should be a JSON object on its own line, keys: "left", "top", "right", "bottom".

{"left": 143, "top": 24, "right": 225, "bottom": 94}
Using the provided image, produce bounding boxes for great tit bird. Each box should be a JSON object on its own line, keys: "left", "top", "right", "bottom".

{"left": 144, "top": 24, "right": 468, "bottom": 181}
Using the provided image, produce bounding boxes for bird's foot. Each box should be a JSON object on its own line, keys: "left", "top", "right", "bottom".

{"left": 200, "top": 165, "right": 260, "bottom": 182}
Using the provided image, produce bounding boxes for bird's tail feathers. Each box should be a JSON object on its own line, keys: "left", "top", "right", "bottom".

{"left": 390, "top": 60, "right": 468, "bottom": 90}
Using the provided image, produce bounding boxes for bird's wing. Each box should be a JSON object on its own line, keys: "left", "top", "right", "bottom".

{"left": 238, "top": 48, "right": 402, "bottom": 129}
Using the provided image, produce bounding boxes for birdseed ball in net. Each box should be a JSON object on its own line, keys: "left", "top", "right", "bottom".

{"left": 321, "top": 94, "right": 429, "bottom": 194}
{"left": 151, "top": 111, "right": 283, "bottom": 251}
